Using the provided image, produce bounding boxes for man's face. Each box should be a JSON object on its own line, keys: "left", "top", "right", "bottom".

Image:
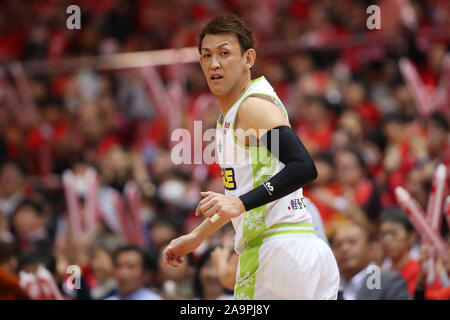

{"left": 12, "top": 206, "right": 44, "bottom": 238}
{"left": 332, "top": 224, "right": 369, "bottom": 278}
{"left": 114, "top": 251, "right": 147, "bottom": 296}
{"left": 379, "top": 221, "right": 414, "bottom": 261}
{"left": 0, "top": 164, "right": 24, "bottom": 197}
{"left": 199, "top": 33, "right": 248, "bottom": 96}
{"left": 92, "top": 248, "right": 114, "bottom": 284}
{"left": 334, "top": 151, "right": 362, "bottom": 186}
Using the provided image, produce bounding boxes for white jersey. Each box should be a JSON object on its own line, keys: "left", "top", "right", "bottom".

{"left": 215, "top": 76, "right": 313, "bottom": 254}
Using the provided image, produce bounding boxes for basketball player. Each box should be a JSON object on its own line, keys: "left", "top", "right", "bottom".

{"left": 163, "top": 14, "right": 339, "bottom": 300}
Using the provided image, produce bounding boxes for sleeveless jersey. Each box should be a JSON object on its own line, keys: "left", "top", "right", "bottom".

{"left": 215, "top": 76, "right": 313, "bottom": 254}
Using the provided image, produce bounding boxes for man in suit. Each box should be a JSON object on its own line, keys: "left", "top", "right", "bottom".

{"left": 331, "top": 222, "right": 409, "bottom": 300}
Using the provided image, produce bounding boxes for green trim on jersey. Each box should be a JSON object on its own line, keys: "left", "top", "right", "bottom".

{"left": 241, "top": 146, "right": 276, "bottom": 240}
{"left": 234, "top": 223, "right": 315, "bottom": 300}
{"left": 234, "top": 244, "right": 260, "bottom": 300}
{"left": 248, "top": 228, "right": 315, "bottom": 248}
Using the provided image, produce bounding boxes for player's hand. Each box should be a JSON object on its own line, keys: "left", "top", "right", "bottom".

{"left": 195, "top": 191, "right": 246, "bottom": 220}
{"left": 163, "top": 233, "right": 203, "bottom": 268}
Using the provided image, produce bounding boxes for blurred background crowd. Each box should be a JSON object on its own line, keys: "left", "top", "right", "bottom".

{"left": 0, "top": 0, "right": 449, "bottom": 300}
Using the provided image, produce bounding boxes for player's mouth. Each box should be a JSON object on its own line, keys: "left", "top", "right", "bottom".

{"left": 210, "top": 74, "right": 224, "bottom": 82}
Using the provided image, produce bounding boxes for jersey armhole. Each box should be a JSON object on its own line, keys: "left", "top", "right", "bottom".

{"left": 232, "top": 93, "right": 289, "bottom": 149}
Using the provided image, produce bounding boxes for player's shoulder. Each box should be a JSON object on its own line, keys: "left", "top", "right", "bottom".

{"left": 237, "top": 94, "right": 289, "bottom": 131}
{"left": 238, "top": 95, "right": 283, "bottom": 120}
{"left": 240, "top": 95, "right": 274, "bottom": 108}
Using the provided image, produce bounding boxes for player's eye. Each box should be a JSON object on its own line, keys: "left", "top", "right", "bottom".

{"left": 220, "top": 51, "right": 229, "bottom": 56}
{"left": 203, "top": 53, "right": 211, "bottom": 58}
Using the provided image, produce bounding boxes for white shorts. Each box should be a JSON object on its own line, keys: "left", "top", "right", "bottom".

{"left": 234, "top": 224, "right": 339, "bottom": 300}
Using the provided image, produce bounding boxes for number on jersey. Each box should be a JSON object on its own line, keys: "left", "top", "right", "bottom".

{"left": 221, "top": 168, "right": 237, "bottom": 190}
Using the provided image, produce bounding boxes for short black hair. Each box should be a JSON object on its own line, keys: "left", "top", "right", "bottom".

{"left": 112, "top": 245, "right": 152, "bottom": 272}
{"left": 91, "top": 233, "right": 125, "bottom": 257}
{"left": 378, "top": 207, "right": 414, "bottom": 232}
{"left": 315, "top": 151, "right": 334, "bottom": 166}
{"left": 335, "top": 147, "right": 366, "bottom": 169}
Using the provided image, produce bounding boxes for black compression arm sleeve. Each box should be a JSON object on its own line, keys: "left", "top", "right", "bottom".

{"left": 238, "top": 126, "right": 317, "bottom": 211}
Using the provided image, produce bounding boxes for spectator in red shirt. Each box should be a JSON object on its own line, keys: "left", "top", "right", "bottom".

{"left": 305, "top": 151, "right": 341, "bottom": 228}
{"left": 296, "top": 96, "right": 335, "bottom": 155}
{"left": 336, "top": 110, "right": 365, "bottom": 150}
{"left": 0, "top": 265, "right": 30, "bottom": 300}
{"left": 378, "top": 207, "right": 419, "bottom": 296}
{"left": 308, "top": 147, "right": 382, "bottom": 237}
{"left": 342, "top": 81, "right": 381, "bottom": 130}
{"left": 378, "top": 207, "right": 441, "bottom": 297}
{"left": 382, "top": 114, "right": 419, "bottom": 198}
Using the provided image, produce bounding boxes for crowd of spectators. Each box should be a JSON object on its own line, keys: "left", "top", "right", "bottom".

{"left": 0, "top": 0, "right": 449, "bottom": 300}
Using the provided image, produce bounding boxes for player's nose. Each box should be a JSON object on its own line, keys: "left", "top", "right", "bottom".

{"left": 210, "top": 55, "right": 220, "bottom": 69}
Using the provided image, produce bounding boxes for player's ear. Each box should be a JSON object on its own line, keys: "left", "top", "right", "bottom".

{"left": 243, "top": 48, "right": 256, "bottom": 70}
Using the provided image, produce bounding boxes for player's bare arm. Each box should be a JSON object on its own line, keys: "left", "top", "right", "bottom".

{"left": 163, "top": 206, "right": 231, "bottom": 267}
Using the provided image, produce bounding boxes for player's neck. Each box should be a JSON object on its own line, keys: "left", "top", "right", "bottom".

{"left": 217, "top": 74, "right": 251, "bottom": 115}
